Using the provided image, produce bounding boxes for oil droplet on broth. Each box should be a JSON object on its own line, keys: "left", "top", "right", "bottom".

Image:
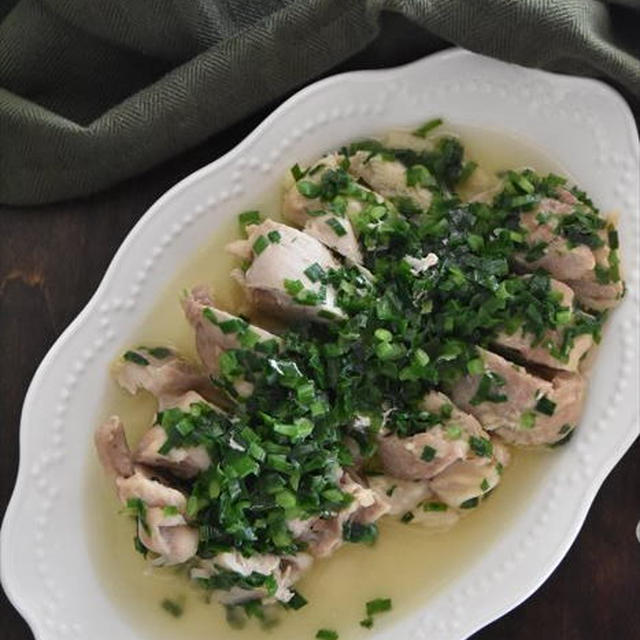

{"left": 86, "top": 125, "right": 567, "bottom": 639}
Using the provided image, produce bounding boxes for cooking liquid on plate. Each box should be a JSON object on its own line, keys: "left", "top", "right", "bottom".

{"left": 86, "top": 125, "right": 570, "bottom": 639}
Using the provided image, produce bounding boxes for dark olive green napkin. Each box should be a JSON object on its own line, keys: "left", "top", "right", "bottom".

{"left": 1, "top": 0, "right": 639, "bottom": 205}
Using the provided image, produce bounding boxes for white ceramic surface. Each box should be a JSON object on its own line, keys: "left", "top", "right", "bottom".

{"left": 2, "top": 49, "right": 639, "bottom": 640}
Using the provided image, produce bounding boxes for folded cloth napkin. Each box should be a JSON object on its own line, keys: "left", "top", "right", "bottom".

{"left": 1, "top": 0, "right": 639, "bottom": 205}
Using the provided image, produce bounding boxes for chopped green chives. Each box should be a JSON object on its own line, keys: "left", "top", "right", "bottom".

{"left": 535, "top": 396, "right": 556, "bottom": 416}
{"left": 296, "top": 180, "right": 321, "bottom": 198}
{"left": 406, "top": 164, "right": 436, "bottom": 188}
{"left": 252, "top": 234, "right": 269, "bottom": 255}
{"left": 325, "top": 217, "right": 347, "bottom": 237}
{"left": 123, "top": 350, "right": 149, "bottom": 366}
{"left": 342, "top": 521, "right": 378, "bottom": 545}
{"left": 304, "top": 262, "right": 326, "bottom": 282}
{"left": 466, "top": 357, "right": 484, "bottom": 375}
{"left": 143, "top": 346, "right": 171, "bottom": 359}
{"left": 375, "top": 341, "right": 404, "bottom": 361}
{"left": 296, "top": 382, "right": 315, "bottom": 404}
{"left": 420, "top": 445, "right": 436, "bottom": 462}
{"left": 284, "top": 279, "right": 304, "bottom": 295}
{"left": 413, "top": 117, "right": 443, "bottom": 137}
{"left": 286, "top": 591, "right": 308, "bottom": 610}
{"left": 423, "top": 501, "right": 447, "bottom": 512}
{"left": 238, "top": 210, "right": 261, "bottom": 231}
{"left": 267, "top": 230, "right": 281, "bottom": 243}
{"left": 520, "top": 411, "right": 536, "bottom": 429}
{"left": 291, "top": 163, "right": 306, "bottom": 181}
{"left": 469, "top": 436, "right": 493, "bottom": 458}
{"left": 218, "top": 318, "right": 245, "bottom": 334}
{"left": 374, "top": 328, "right": 393, "bottom": 342}
{"left": 555, "top": 309, "right": 572, "bottom": 325}
{"left": 366, "top": 598, "right": 392, "bottom": 616}
{"left": 467, "top": 234, "right": 484, "bottom": 252}
{"left": 458, "top": 160, "right": 478, "bottom": 183}
{"left": 316, "top": 630, "right": 338, "bottom": 640}
{"left": 445, "top": 425, "right": 462, "bottom": 439}
{"left": 161, "top": 598, "right": 184, "bottom": 618}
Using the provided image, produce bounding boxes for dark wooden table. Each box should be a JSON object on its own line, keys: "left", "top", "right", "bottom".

{"left": 1, "top": 15, "right": 639, "bottom": 640}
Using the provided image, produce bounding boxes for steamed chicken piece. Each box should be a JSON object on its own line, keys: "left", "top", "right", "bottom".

{"left": 348, "top": 150, "right": 433, "bottom": 211}
{"left": 493, "top": 277, "right": 594, "bottom": 372}
{"left": 368, "top": 476, "right": 432, "bottom": 515}
{"left": 115, "top": 465, "right": 188, "bottom": 510}
{"left": 94, "top": 417, "right": 199, "bottom": 565}
{"left": 515, "top": 190, "right": 596, "bottom": 281}
{"left": 192, "top": 551, "right": 313, "bottom": 605}
{"left": 377, "top": 391, "right": 486, "bottom": 481}
{"left": 116, "top": 349, "right": 217, "bottom": 477}
{"left": 450, "top": 348, "right": 586, "bottom": 446}
{"left": 287, "top": 471, "right": 390, "bottom": 558}
{"left": 376, "top": 392, "right": 508, "bottom": 513}
{"left": 565, "top": 236, "right": 624, "bottom": 311}
{"left": 133, "top": 391, "right": 214, "bottom": 479}
{"left": 182, "top": 284, "right": 281, "bottom": 385}
{"left": 515, "top": 188, "right": 622, "bottom": 309}
{"left": 368, "top": 475, "right": 460, "bottom": 529}
{"left": 138, "top": 507, "right": 200, "bottom": 566}
{"left": 116, "top": 346, "right": 212, "bottom": 410}
{"left": 229, "top": 219, "right": 346, "bottom": 322}
{"left": 95, "top": 414, "right": 135, "bottom": 478}
{"left": 430, "top": 440, "right": 510, "bottom": 509}
{"left": 282, "top": 153, "right": 364, "bottom": 263}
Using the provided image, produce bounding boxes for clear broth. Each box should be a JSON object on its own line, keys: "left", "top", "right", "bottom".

{"left": 86, "top": 125, "right": 569, "bottom": 639}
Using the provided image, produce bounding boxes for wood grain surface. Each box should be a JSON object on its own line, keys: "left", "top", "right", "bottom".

{"left": 1, "top": 14, "right": 639, "bottom": 640}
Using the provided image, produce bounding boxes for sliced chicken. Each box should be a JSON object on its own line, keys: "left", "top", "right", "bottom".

{"left": 348, "top": 150, "right": 433, "bottom": 211}
{"left": 230, "top": 219, "right": 346, "bottom": 322}
{"left": 565, "top": 276, "right": 623, "bottom": 311}
{"left": 368, "top": 475, "right": 460, "bottom": 528}
{"left": 368, "top": 475, "right": 432, "bottom": 516}
{"left": 565, "top": 231, "right": 624, "bottom": 310}
{"left": 94, "top": 415, "right": 134, "bottom": 478}
{"left": 115, "top": 346, "right": 211, "bottom": 410}
{"left": 134, "top": 426, "right": 211, "bottom": 480}
{"left": 515, "top": 189, "right": 622, "bottom": 310}
{"left": 493, "top": 277, "right": 593, "bottom": 372}
{"left": 301, "top": 213, "right": 363, "bottom": 264}
{"left": 115, "top": 465, "right": 188, "bottom": 510}
{"left": 287, "top": 471, "right": 390, "bottom": 558}
{"left": 182, "top": 285, "right": 280, "bottom": 380}
{"left": 116, "top": 346, "right": 220, "bottom": 476}
{"left": 94, "top": 417, "right": 198, "bottom": 565}
{"left": 377, "top": 391, "right": 486, "bottom": 481}
{"left": 450, "top": 348, "right": 586, "bottom": 446}
{"left": 378, "top": 428, "right": 465, "bottom": 482}
{"left": 430, "top": 441, "right": 510, "bottom": 509}
{"left": 191, "top": 551, "right": 313, "bottom": 605}
{"left": 282, "top": 153, "right": 364, "bottom": 263}
{"left": 515, "top": 194, "right": 595, "bottom": 281}
{"left": 138, "top": 507, "right": 199, "bottom": 566}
